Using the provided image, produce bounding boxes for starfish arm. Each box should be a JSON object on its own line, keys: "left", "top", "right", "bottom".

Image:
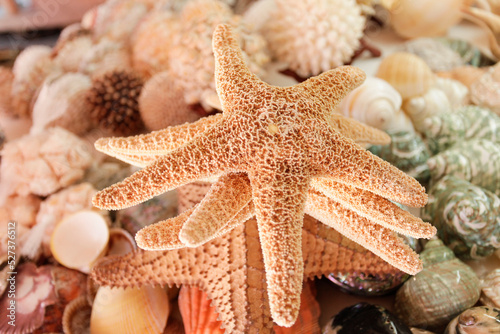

{"left": 305, "top": 189, "right": 423, "bottom": 275}
{"left": 310, "top": 178, "right": 436, "bottom": 239}
{"left": 180, "top": 173, "right": 252, "bottom": 246}
{"left": 329, "top": 113, "right": 391, "bottom": 145}
{"left": 311, "top": 125, "right": 427, "bottom": 207}
{"left": 249, "top": 168, "right": 310, "bottom": 327}
{"left": 94, "top": 113, "right": 223, "bottom": 156}
{"left": 93, "top": 123, "right": 236, "bottom": 210}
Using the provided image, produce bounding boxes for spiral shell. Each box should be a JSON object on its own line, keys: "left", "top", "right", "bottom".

{"left": 394, "top": 239, "right": 481, "bottom": 332}
{"left": 471, "top": 63, "right": 500, "bottom": 115}
{"left": 403, "top": 38, "right": 465, "bottom": 72}
{"left": 403, "top": 88, "right": 451, "bottom": 131}
{"left": 444, "top": 306, "right": 500, "bottom": 334}
{"left": 62, "top": 296, "right": 91, "bottom": 334}
{"left": 337, "top": 77, "right": 414, "bottom": 133}
{"left": 376, "top": 52, "right": 436, "bottom": 99}
{"left": 481, "top": 269, "right": 500, "bottom": 308}
{"left": 423, "top": 176, "right": 500, "bottom": 260}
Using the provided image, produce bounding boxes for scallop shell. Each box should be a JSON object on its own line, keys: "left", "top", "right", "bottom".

{"left": 386, "top": 0, "right": 464, "bottom": 39}
{"left": 437, "top": 66, "right": 488, "bottom": 89}
{"left": 50, "top": 210, "right": 110, "bottom": 274}
{"left": 394, "top": 239, "right": 481, "bottom": 332}
{"left": 471, "top": 63, "right": 500, "bottom": 115}
{"left": 30, "top": 72, "right": 93, "bottom": 135}
{"left": 403, "top": 88, "right": 451, "bottom": 131}
{"left": 426, "top": 139, "right": 500, "bottom": 196}
{"left": 90, "top": 285, "right": 170, "bottom": 334}
{"left": 444, "top": 306, "right": 500, "bottom": 334}
{"left": 139, "top": 71, "right": 202, "bottom": 131}
{"left": 376, "top": 52, "right": 436, "bottom": 99}
{"left": 403, "top": 38, "right": 465, "bottom": 72}
{"left": 423, "top": 176, "right": 500, "bottom": 260}
{"left": 62, "top": 296, "right": 91, "bottom": 334}
{"left": 337, "top": 77, "right": 415, "bottom": 133}
{"left": 421, "top": 106, "right": 500, "bottom": 154}
{"left": 481, "top": 269, "right": 500, "bottom": 308}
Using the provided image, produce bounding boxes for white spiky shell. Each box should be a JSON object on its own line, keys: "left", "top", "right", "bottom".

{"left": 403, "top": 88, "right": 451, "bottom": 132}
{"left": 337, "top": 77, "right": 415, "bottom": 133}
{"left": 261, "top": 0, "right": 365, "bottom": 77}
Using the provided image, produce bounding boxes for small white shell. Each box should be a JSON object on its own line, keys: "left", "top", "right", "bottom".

{"left": 481, "top": 269, "right": 500, "bottom": 307}
{"left": 337, "top": 77, "right": 415, "bottom": 133}
{"left": 433, "top": 77, "right": 469, "bottom": 107}
{"left": 403, "top": 88, "right": 451, "bottom": 132}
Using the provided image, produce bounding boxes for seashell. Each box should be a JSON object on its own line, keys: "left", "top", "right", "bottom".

{"left": 437, "top": 66, "right": 488, "bottom": 89}
{"left": 261, "top": 0, "right": 365, "bottom": 77}
{"left": 87, "top": 70, "right": 145, "bottom": 136}
{"left": 411, "top": 328, "right": 436, "bottom": 334}
{"left": 403, "top": 88, "right": 451, "bottom": 132}
{"left": 434, "top": 77, "right": 469, "bottom": 107}
{"left": 421, "top": 106, "right": 500, "bottom": 154}
{"left": 385, "top": 0, "right": 464, "bottom": 39}
{"left": 10, "top": 45, "right": 60, "bottom": 117}
{"left": 481, "top": 269, "right": 500, "bottom": 308}
{"left": 470, "top": 63, "right": 500, "bottom": 115}
{"left": 323, "top": 302, "right": 412, "bottom": 334}
{"left": 62, "top": 295, "right": 91, "bottom": 334}
{"left": 107, "top": 228, "right": 136, "bottom": 256}
{"left": 337, "top": 77, "right": 415, "bottom": 133}
{"left": 368, "top": 131, "right": 431, "bottom": 183}
{"left": 0, "top": 253, "right": 19, "bottom": 297}
{"left": 376, "top": 52, "right": 436, "bottom": 99}
{"left": 30, "top": 72, "right": 93, "bottom": 135}
{"left": 423, "top": 176, "right": 500, "bottom": 260}
{"left": 426, "top": 139, "right": 500, "bottom": 196}
{"left": 90, "top": 285, "right": 170, "bottom": 334}
{"left": 0, "top": 67, "right": 14, "bottom": 116}
{"left": 50, "top": 210, "right": 110, "bottom": 274}
{"left": 444, "top": 306, "right": 500, "bottom": 334}
{"left": 462, "top": 7, "right": 500, "bottom": 60}
{"left": 0, "top": 127, "right": 93, "bottom": 200}
{"left": 52, "top": 34, "right": 93, "bottom": 73}
{"left": 438, "top": 38, "right": 496, "bottom": 67}
{"left": 52, "top": 23, "right": 89, "bottom": 54}
{"left": 139, "top": 71, "right": 202, "bottom": 131}
{"left": 394, "top": 239, "right": 481, "bottom": 332}
{"left": 78, "top": 39, "right": 132, "bottom": 80}
{"left": 403, "top": 38, "right": 465, "bottom": 72}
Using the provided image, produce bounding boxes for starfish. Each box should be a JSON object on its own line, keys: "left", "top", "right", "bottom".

{"left": 93, "top": 24, "right": 435, "bottom": 326}
{"left": 92, "top": 215, "right": 403, "bottom": 334}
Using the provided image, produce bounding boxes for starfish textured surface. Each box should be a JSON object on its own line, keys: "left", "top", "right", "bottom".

{"left": 93, "top": 24, "right": 434, "bottom": 326}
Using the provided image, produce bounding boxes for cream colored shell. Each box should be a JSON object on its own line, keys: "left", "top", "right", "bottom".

{"left": 79, "top": 39, "right": 132, "bottom": 79}
{"left": 403, "top": 88, "right": 451, "bottom": 132}
{"left": 480, "top": 269, "right": 500, "bottom": 307}
{"left": 53, "top": 35, "right": 93, "bottom": 73}
{"left": 470, "top": 63, "right": 500, "bottom": 115}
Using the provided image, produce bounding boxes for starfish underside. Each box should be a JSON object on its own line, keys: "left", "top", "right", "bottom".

{"left": 93, "top": 24, "right": 435, "bottom": 327}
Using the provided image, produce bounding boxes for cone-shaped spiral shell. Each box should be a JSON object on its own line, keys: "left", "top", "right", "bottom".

{"left": 471, "top": 63, "right": 500, "bottom": 115}
{"left": 337, "top": 77, "right": 415, "bottom": 133}
{"left": 394, "top": 239, "right": 480, "bottom": 332}
{"left": 376, "top": 52, "right": 436, "bottom": 99}
{"left": 481, "top": 269, "right": 500, "bottom": 308}
{"left": 90, "top": 285, "right": 170, "bottom": 334}
{"left": 139, "top": 71, "right": 202, "bottom": 131}
{"left": 403, "top": 88, "right": 451, "bottom": 132}
{"left": 262, "top": 0, "right": 365, "bottom": 77}
{"left": 31, "top": 72, "right": 93, "bottom": 135}
{"left": 434, "top": 77, "right": 469, "bottom": 107}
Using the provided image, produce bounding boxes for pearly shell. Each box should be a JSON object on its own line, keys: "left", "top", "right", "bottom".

{"left": 426, "top": 139, "right": 500, "bottom": 196}
{"left": 376, "top": 52, "right": 436, "bottom": 99}
{"left": 62, "top": 296, "right": 91, "bottom": 334}
{"left": 423, "top": 176, "right": 500, "bottom": 260}
{"left": 50, "top": 210, "right": 110, "bottom": 274}
{"left": 403, "top": 88, "right": 451, "bottom": 132}
{"left": 471, "top": 63, "right": 500, "bottom": 115}
{"left": 394, "top": 239, "right": 481, "bottom": 332}
{"left": 422, "top": 106, "right": 500, "bottom": 154}
{"left": 337, "top": 77, "right": 415, "bottom": 133}
{"left": 481, "top": 269, "right": 500, "bottom": 308}
{"left": 444, "top": 306, "right": 500, "bottom": 334}
{"left": 90, "top": 285, "right": 170, "bottom": 334}
{"left": 386, "top": 0, "right": 464, "bottom": 39}
{"left": 403, "top": 38, "right": 465, "bottom": 72}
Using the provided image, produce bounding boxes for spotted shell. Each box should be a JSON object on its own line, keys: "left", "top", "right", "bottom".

{"left": 337, "top": 77, "right": 415, "bottom": 133}
{"left": 471, "top": 63, "right": 500, "bottom": 115}
{"left": 444, "top": 306, "right": 500, "bottom": 334}
{"left": 423, "top": 176, "right": 500, "bottom": 260}
{"left": 421, "top": 106, "right": 500, "bottom": 154}
{"left": 427, "top": 139, "right": 500, "bottom": 196}
{"left": 394, "top": 239, "right": 481, "bottom": 333}
{"left": 481, "top": 269, "right": 500, "bottom": 308}
{"left": 376, "top": 52, "right": 436, "bottom": 100}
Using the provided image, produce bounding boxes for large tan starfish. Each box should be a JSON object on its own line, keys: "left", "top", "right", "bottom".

{"left": 93, "top": 24, "right": 435, "bottom": 326}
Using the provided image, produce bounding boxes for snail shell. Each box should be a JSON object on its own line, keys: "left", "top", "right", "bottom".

{"left": 444, "top": 306, "right": 500, "bottom": 334}
{"left": 394, "top": 239, "right": 481, "bottom": 332}
{"left": 403, "top": 88, "right": 451, "bottom": 132}
{"left": 403, "top": 38, "right": 465, "bottom": 72}
{"left": 481, "top": 269, "right": 500, "bottom": 308}
{"left": 376, "top": 52, "right": 436, "bottom": 100}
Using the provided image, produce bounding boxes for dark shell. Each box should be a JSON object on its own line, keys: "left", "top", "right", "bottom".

{"left": 323, "top": 303, "right": 412, "bottom": 334}
{"left": 444, "top": 306, "right": 500, "bottom": 334}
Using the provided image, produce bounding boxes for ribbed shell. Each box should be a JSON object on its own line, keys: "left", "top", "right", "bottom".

{"left": 394, "top": 239, "right": 481, "bottom": 333}
{"left": 423, "top": 176, "right": 500, "bottom": 260}
{"left": 262, "top": 0, "right": 365, "bottom": 77}
{"left": 481, "top": 269, "right": 500, "bottom": 308}
{"left": 62, "top": 296, "right": 91, "bottom": 334}
{"left": 403, "top": 88, "right": 451, "bottom": 131}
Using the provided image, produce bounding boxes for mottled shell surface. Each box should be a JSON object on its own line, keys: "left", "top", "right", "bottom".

{"left": 427, "top": 139, "right": 500, "bottom": 196}
{"left": 52, "top": 34, "right": 93, "bottom": 73}
{"left": 403, "top": 38, "right": 465, "bottom": 72}
{"left": 422, "top": 106, "right": 500, "bottom": 154}
{"left": 376, "top": 52, "right": 436, "bottom": 99}
{"left": 394, "top": 239, "right": 481, "bottom": 332}
{"left": 369, "top": 131, "right": 430, "bottom": 182}
{"left": 78, "top": 39, "right": 132, "bottom": 80}
{"left": 262, "top": 0, "right": 365, "bottom": 77}
{"left": 337, "top": 77, "right": 415, "bottom": 133}
{"left": 403, "top": 88, "right": 451, "bottom": 132}
{"left": 471, "top": 63, "right": 500, "bottom": 115}
{"left": 423, "top": 176, "right": 500, "bottom": 260}
{"left": 481, "top": 269, "right": 500, "bottom": 308}
{"left": 62, "top": 295, "right": 91, "bottom": 334}
{"left": 438, "top": 38, "right": 496, "bottom": 67}
{"left": 444, "top": 306, "right": 500, "bottom": 334}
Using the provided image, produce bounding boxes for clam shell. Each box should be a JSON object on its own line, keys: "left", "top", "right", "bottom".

{"left": 481, "top": 269, "right": 500, "bottom": 308}
{"left": 62, "top": 296, "right": 91, "bottom": 334}
{"left": 423, "top": 176, "right": 500, "bottom": 260}
{"left": 444, "top": 306, "right": 500, "bottom": 334}
{"left": 376, "top": 52, "right": 436, "bottom": 99}
{"left": 394, "top": 239, "right": 481, "bottom": 332}
{"left": 90, "top": 285, "right": 170, "bottom": 334}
